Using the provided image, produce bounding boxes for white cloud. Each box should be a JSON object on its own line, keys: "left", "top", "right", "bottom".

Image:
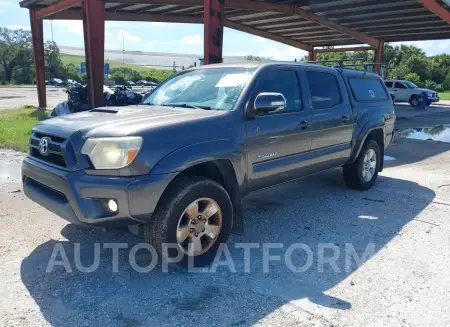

{"left": 181, "top": 35, "right": 203, "bottom": 45}
{"left": 52, "top": 20, "right": 84, "bottom": 36}
{"left": 146, "top": 41, "right": 153, "bottom": 47}
{"left": 154, "top": 40, "right": 172, "bottom": 45}
{"left": 105, "top": 42, "right": 115, "bottom": 49}
{"left": 0, "top": 0, "right": 10, "bottom": 8}
{"left": 252, "top": 36, "right": 266, "bottom": 43}
{"left": 118, "top": 30, "right": 141, "bottom": 42}
{"left": 7, "top": 25, "right": 30, "bottom": 31}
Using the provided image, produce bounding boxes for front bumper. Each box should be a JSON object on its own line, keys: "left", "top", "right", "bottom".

{"left": 430, "top": 97, "right": 440, "bottom": 103}
{"left": 22, "top": 157, "right": 176, "bottom": 229}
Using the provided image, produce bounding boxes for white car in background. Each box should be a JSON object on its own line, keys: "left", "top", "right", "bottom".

{"left": 384, "top": 80, "right": 439, "bottom": 107}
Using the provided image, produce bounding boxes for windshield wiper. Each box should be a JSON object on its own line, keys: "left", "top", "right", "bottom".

{"left": 164, "top": 103, "right": 212, "bottom": 110}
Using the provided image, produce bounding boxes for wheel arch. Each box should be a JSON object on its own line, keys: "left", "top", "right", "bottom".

{"left": 349, "top": 127, "right": 385, "bottom": 171}
{"left": 151, "top": 140, "right": 246, "bottom": 235}
{"left": 165, "top": 159, "right": 244, "bottom": 235}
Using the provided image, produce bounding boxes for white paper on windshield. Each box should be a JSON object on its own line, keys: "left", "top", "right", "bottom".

{"left": 215, "top": 73, "right": 249, "bottom": 88}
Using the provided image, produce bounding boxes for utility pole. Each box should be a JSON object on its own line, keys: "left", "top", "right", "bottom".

{"left": 122, "top": 33, "right": 125, "bottom": 82}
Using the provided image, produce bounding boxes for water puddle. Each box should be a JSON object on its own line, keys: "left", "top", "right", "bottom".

{"left": 0, "top": 161, "right": 22, "bottom": 183}
{"left": 384, "top": 155, "right": 396, "bottom": 161}
{"left": 0, "top": 151, "right": 25, "bottom": 184}
{"left": 399, "top": 125, "right": 450, "bottom": 143}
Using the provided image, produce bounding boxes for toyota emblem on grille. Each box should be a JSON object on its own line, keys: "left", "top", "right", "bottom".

{"left": 38, "top": 137, "right": 50, "bottom": 155}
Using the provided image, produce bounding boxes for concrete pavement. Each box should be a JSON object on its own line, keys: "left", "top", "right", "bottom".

{"left": 0, "top": 106, "right": 449, "bottom": 326}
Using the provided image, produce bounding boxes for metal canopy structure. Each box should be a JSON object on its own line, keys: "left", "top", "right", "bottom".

{"left": 19, "top": 0, "right": 450, "bottom": 109}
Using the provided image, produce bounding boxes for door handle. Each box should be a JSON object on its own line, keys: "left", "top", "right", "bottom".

{"left": 341, "top": 116, "right": 350, "bottom": 122}
{"left": 298, "top": 120, "right": 310, "bottom": 129}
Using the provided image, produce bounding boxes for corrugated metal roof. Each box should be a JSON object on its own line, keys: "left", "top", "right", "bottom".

{"left": 19, "top": 0, "right": 450, "bottom": 47}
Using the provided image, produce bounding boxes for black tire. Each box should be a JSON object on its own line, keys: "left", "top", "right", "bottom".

{"left": 144, "top": 176, "right": 233, "bottom": 269}
{"left": 343, "top": 140, "right": 381, "bottom": 191}
{"left": 409, "top": 95, "right": 419, "bottom": 107}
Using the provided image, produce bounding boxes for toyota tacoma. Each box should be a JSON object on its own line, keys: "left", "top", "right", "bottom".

{"left": 22, "top": 63, "right": 395, "bottom": 267}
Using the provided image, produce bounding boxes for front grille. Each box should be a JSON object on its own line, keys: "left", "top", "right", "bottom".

{"left": 30, "top": 148, "right": 67, "bottom": 167}
{"left": 29, "top": 132, "right": 68, "bottom": 168}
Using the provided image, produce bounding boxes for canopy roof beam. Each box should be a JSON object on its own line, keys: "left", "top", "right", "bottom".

{"left": 418, "top": 0, "right": 450, "bottom": 23}
{"left": 34, "top": 0, "right": 80, "bottom": 19}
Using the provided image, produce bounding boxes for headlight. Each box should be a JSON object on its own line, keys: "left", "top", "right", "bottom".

{"left": 428, "top": 92, "right": 433, "bottom": 97}
{"left": 81, "top": 137, "right": 143, "bottom": 169}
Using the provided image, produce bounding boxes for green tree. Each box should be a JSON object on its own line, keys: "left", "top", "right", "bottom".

{"left": 12, "top": 48, "right": 34, "bottom": 84}
{"left": 60, "top": 63, "right": 82, "bottom": 82}
{"left": 404, "top": 73, "right": 422, "bottom": 87}
{"left": 45, "top": 40, "right": 64, "bottom": 79}
{"left": 404, "top": 56, "right": 429, "bottom": 81}
{"left": 110, "top": 67, "right": 142, "bottom": 84}
{"left": 0, "top": 28, "right": 33, "bottom": 83}
{"left": 443, "top": 75, "right": 450, "bottom": 91}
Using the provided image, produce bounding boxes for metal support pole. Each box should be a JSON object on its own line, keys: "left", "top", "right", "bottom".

{"left": 308, "top": 49, "right": 316, "bottom": 61}
{"left": 82, "top": 0, "right": 105, "bottom": 108}
{"left": 374, "top": 40, "right": 384, "bottom": 75}
{"left": 204, "top": 0, "right": 224, "bottom": 65}
{"left": 29, "top": 9, "right": 47, "bottom": 109}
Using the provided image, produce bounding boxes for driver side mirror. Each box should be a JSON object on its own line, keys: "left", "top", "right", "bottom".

{"left": 253, "top": 92, "right": 286, "bottom": 115}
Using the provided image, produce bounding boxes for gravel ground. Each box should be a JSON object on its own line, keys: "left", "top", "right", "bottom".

{"left": 0, "top": 119, "right": 450, "bottom": 326}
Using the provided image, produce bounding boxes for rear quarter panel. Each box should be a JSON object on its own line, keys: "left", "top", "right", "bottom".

{"left": 340, "top": 70, "right": 396, "bottom": 162}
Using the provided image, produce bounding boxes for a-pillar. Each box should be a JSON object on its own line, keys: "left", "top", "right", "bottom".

{"left": 29, "top": 9, "right": 46, "bottom": 109}
{"left": 204, "top": 0, "right": 224, "bottom": 65}
{"left": 82, "top": 0, "right": 105, "bottom": 108}
{"left": 374, "top": 40, "right": 384, "bottom": 75}
{"left": 308, "top": 49, "right": 316, "bottom": 61}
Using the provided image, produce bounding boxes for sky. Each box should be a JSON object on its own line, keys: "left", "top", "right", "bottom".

{"left": 1, "top": 0, "right": 450, "bottom": 61}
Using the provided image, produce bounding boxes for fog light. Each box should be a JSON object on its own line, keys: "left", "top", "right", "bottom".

{"left": 107, "top": 199, "right": 118, "bottom": 212}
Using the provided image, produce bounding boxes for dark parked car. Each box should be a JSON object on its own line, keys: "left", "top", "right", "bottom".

{"left": 22, "top": 63, "right": 395, "bottom": 267}
{"left": 45, "top": 78, "right": 64, "bottom": 87}
{"left": 136, "top": 80, "right": 148, "bottom": 86}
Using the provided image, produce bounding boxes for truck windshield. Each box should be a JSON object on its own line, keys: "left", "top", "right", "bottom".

{"left": 142, "top": 67, "right": 255, "bottom": 110}
{"left": 405, "top": 81, "right": 419, "bottom": 89}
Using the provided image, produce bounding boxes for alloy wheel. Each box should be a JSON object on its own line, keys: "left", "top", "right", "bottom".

{"left": 176, "top": 198, "right": 222, "bottom": 256}
{"left": 362, "top": 149, "right": 377, "bottom": 182}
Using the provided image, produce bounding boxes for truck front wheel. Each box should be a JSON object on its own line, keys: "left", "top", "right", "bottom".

{"left": 144, "top": 176, "right": 233, "bottom": 268}
{"left": 409, "top": 95, "right": 419, "bottom": 107}
{"left": 343, "top": 140, "right": 381, "bottom": 191}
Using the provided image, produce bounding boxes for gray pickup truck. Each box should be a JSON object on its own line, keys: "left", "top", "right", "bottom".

{"left": 22, "top": 63, "right": 395, "bottom": 266}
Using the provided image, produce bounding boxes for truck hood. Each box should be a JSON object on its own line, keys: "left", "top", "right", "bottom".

{"left": 34, "top": 105, "right": 225, "bottom": 138}
{"left": 415, "top": 88, "right": 436, "bottom": 93}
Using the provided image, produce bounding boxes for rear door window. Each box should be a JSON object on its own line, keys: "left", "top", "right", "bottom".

{"left": 306, "top": 71, "right": 341, "bottom": 109}
{"left": 384, "top": 81, "right": 393, "bottom": 88}
{"left": 348, "top": 78, "right": 388, "bottom": 101}
{"left": 394, "top": 82, "right": 407, "bottom": 89}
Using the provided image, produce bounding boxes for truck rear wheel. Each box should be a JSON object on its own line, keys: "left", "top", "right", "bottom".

{"left": 144, "top": 176, "right": 233, "bottom": 268}
{"left": 343, "top": 140, "right": 381, "bottom": 191}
